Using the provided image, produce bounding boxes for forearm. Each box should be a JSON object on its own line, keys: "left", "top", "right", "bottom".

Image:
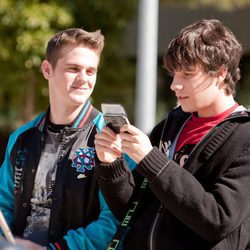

{"left": 95, "top": 158, "right": 135, "bottom": 220}
{"left": 137, "top": 146, "right": 250, "bottom": 242}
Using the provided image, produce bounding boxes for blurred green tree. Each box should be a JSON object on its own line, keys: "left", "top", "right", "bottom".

{"left": 62, "top": 0, "right": 138, "bottom": 119}
{"left": 0, "top": 0, "right": 137, "bottom": 129}
{"left": 160, "top": 0, "right": 250, "bottom": 10}
{"left": 1, "top": 0, "right": 249, "bottom": 129}
{"left": 0, "top": 0, "right": 73, "bottom": 127}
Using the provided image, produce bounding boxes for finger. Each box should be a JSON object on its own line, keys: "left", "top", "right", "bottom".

{"left": 95, "top": 144, "right": 122, "bottom": 157}
{"left": 95, "top": 138, "right": 122, "bottom": 153}
{"left": 94, "top": 137, "right": 109, "bottom": 147}
{"left": 100, "top": 126, "right": 117, "bottom": 138}
{"left": 119, "top": 132, "right": 137, "bottom": 143}
{"left": 121, "top": 142, "right": 139, "bottom": 155}
{"left": 120, "top": 139, "right": 133, "bottom": 148}
{"left": 120, "top": 146, "right": 139, "bottom": 164}
{"left": 95, "top": 137, "right": 114, "bottom": 149}
{"left": 95, "top": 130, "right": 117, "bottom": 142}
{"left": 120, "top": 124, "right": 142, "bottom": 135}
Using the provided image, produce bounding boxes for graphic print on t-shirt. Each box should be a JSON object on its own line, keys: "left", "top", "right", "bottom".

{"left": 22, "top": 151, "right": 57, "bottom": 245}
{"left": 174, "top": 144, "right": 195, "bottom": 167}
{"left": 23, "top": 128, "right": 62, "bottom": 245}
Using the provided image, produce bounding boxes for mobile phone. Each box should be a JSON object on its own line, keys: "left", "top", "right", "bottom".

{"left": 101, "top": 103, "right": 129, "bottom": 134}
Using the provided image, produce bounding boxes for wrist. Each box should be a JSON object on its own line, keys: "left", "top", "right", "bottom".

{"left": 95, "top": 158, "right": 127, "bottom": 181}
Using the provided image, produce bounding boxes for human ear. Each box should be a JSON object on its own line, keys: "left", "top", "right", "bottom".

{"left": 41, "top": 60, "right": 52, "bottom": 79}
{"left": 216, "top": 66, "right": 227, "bottom": 83}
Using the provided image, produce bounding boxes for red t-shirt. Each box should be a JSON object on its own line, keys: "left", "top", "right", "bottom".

{"left": 174, "top": 103, "right": 239, "bottom": 167}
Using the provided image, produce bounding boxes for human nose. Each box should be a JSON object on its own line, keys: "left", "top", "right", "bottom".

{"left": 170, "top": 77, "right": 183, "bottom": 92}
{"left": 77, "top": 70, "right": 87, "bottom": 82}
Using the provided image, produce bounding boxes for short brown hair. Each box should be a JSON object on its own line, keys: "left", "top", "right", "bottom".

{"left": 45, "top": 28, "right": 104, "bottom": 69}
{"left": 163, "top": 19, "right": 242, "bottom": 96}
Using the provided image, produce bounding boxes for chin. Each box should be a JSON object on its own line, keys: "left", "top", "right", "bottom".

{"left": 181, "top": 105, "right": 195, "bottom": 113}
{"left": 71, "top": 95, "right": 89, "bottom": 104}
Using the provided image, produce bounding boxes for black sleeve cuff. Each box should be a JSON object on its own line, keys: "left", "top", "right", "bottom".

{"left": 95, "top": 158, "right": 128, "bottom": 181}
{"left": 136, "top": 147, "right": 170, "bottom": 182}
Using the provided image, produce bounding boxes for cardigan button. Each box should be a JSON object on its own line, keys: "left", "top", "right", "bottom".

{"left": 22, "top": 202, "right": 27, "bottom": 207}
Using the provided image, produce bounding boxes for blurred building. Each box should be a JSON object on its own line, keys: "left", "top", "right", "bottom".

{"left": 125, "top": 5, "right": 250, "bottom": 56}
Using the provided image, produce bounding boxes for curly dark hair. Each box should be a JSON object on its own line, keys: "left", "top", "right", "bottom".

{"left": 163, "top": 19, "right": 242, "bottom": 96}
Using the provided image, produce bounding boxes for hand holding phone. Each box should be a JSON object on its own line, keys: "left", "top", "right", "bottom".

{"left": 101, "top": 104, "right": 129, "bottom": 134}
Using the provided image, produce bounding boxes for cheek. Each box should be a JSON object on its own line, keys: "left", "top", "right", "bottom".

{"left": 53, "top": 73, "right": 69, "bottom": 86}
{"left": 193, "top": 81, "right": 217, "bottom": 100}
{"left": 203, "top": 85, "right": 219, "bottom": 99}
{"left": 88, "top": 76, "right": 97, "bottom": 88}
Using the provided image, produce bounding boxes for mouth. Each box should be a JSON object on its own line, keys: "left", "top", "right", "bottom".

{"left": 72, "top": 85, "right": 88, "bottom": 91}
{"left": 177, "top": 96, "right": 188, "bottom": 101}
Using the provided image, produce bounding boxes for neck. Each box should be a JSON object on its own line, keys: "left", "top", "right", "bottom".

{"left": 49, "top": 104, "right": 84, "bottom": 125}
{"left": 198, "top": 95, "right": 235, "bottom": 118}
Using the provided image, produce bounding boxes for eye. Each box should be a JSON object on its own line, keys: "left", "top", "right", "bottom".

{"left": 182, "top": 71, "right": 194, "bottom": 78}
{"left": 68, "top": 66, "right": 79, "bottom": 72}
{"left": 86, "top": 68, "right": 97, "bottom": 76}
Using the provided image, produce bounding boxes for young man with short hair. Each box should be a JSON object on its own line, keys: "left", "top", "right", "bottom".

{"left": 0, "top": 28, "right": 117, "bottom": 250}
{"left": 94, "top": 19, "right": 250, "bottom": 249}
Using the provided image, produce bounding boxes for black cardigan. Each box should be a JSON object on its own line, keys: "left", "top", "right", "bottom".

{"left": 96, "top": 107, "right": 250, "bottom": 250}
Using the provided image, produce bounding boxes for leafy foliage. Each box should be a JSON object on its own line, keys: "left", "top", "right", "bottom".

{"left": 1, "top": 0, "right": 250, "bottom": 129}
{"left": 0, "top": 0, "right": 73, "bottom": 126}
{"left": 62, "top": 0, "right": 138, "bottom": 119}
{"left": 0, "top": 0, "right": 138, "bottom": 128}
{"left": 0, "top": 0, "right": 138, "bottom": 166}
{"left": 160, "top": 0, "right": 250, "bottom": 10}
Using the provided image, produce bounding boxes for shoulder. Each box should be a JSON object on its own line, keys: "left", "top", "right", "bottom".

{"left": 214, "top": 114, "right": 250, "bottom": 152}
{"left": 7, "top": 113, "right": 45, "bottom": 151}
{"left": 216, "top": 111, "right": 250, "bottom": 140}
{"left": 11, "top": 113, "right": 44, "bottom": 136}
{"left": 149, "top": 106, "right": 190, "bottom": 146}
{"left": 228, "top": 110, "right": 250, "bottom": 131}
